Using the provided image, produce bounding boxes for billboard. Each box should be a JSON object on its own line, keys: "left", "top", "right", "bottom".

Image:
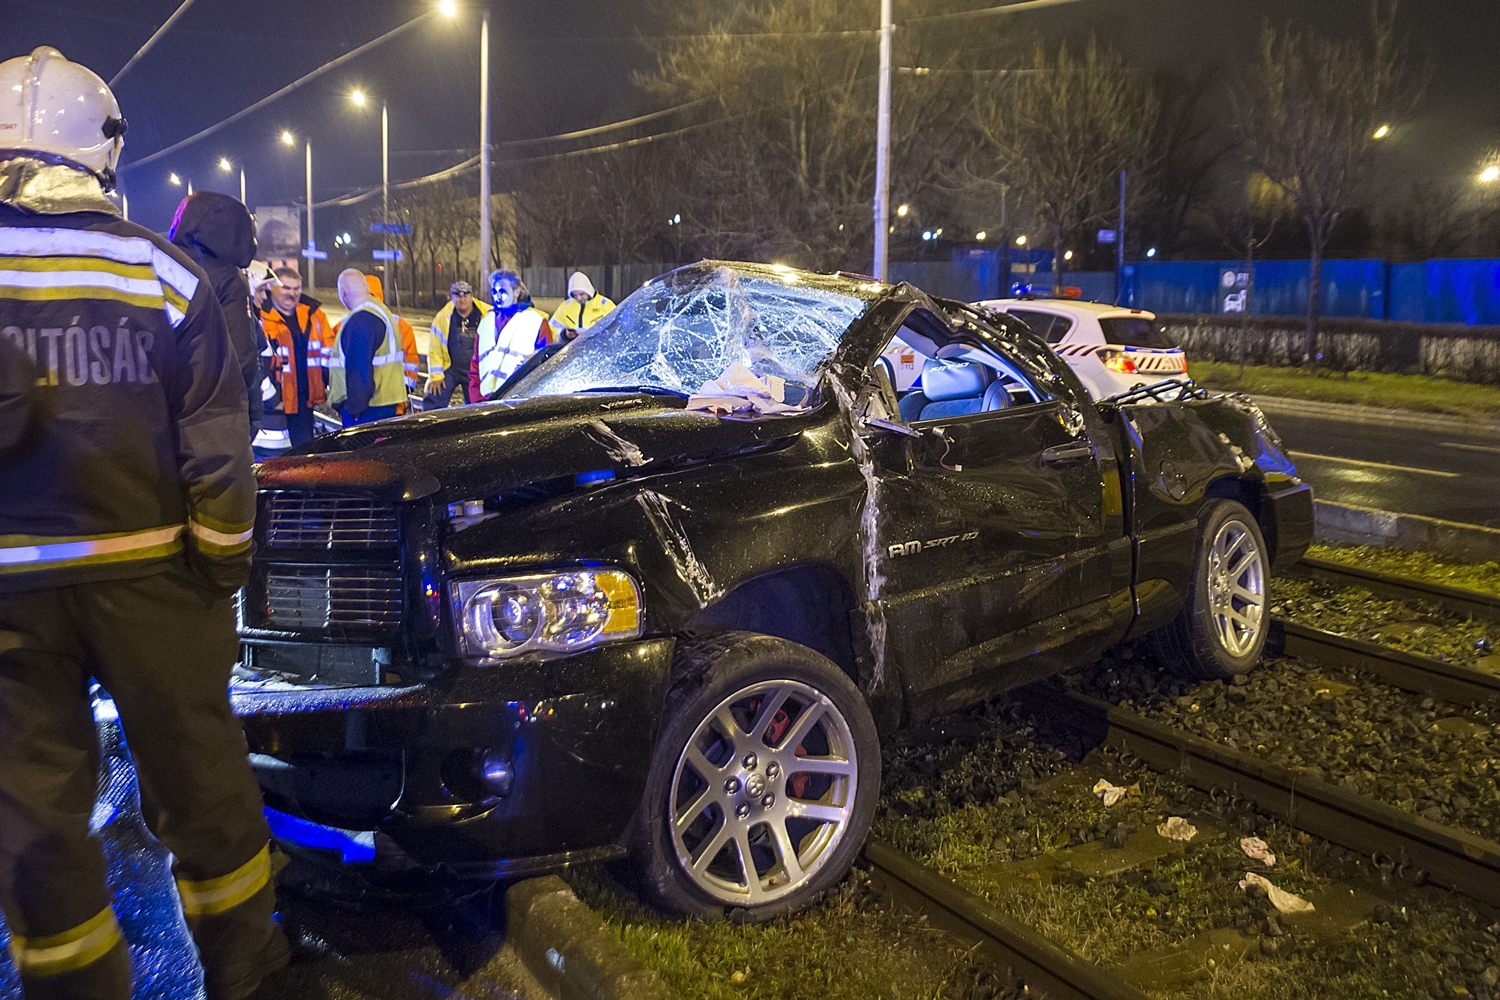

{"left": 254, "top": 206, "right": 301, "bottom": 260}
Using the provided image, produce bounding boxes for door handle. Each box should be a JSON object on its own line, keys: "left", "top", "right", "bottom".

{"left": 1041, "top": 442, "right": 1094, "bottom": 466}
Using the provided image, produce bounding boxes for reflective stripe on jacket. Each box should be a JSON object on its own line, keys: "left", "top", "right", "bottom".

{"left": 472, "top": 307, "right": 548, "bottom": 401}
{"left": 259, "top": 301, "right": 334, "bottom": 413}
{"left": 428, "top": 299, "right": 490, "bottom": 374}
{"left": 327, "top": 300, "right": 406, "bottom": 410}
{"left": 549, "top": 294, "right": 616, "bottom": 338}
{"left": 0, "top": 210, "right": 256, "bottom": 593}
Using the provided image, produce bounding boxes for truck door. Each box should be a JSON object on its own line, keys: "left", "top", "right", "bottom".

{"left": 869, "top": 310, "right": 1128, "bottom": 720}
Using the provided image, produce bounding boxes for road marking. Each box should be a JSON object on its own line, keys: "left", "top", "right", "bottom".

{"left": 1287, "top": 451, "right": 1459, "bottom": 478}
{"left": 1441, "top": 441, "right": 1500, "bottom": 455}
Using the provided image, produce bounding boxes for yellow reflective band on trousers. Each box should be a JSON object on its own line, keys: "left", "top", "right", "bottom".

{"left": 7, "top": 906, "right": 122, "bottom": 977}
{"left": 176, "top": 845, "right": 271, "bottom": 918}
{"left": 0, "top": 525, "right": 184, "bottom": 575}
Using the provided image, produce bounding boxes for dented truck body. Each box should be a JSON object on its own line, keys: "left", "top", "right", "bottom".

{"left": 233, "top": 262, "right": 1312, "bottom": 877}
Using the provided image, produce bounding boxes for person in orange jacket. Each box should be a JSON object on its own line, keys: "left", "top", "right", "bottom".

{"left": 363, "top": 274, "right": 420, "bottom": 413}
{"left": 260, "top": 266, "right": 336, "bottom": 447}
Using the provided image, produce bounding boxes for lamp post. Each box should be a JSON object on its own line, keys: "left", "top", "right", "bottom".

{"left": 478, "top": 8, "right": 492, "bottom": 280}
{"left": 218, "top": 156, "right": 246, "bottom": 205}
{"left": 304, "top": 140, "right": 315, "bottom": 292}
{"left": 872, "top": 0, "right": 893, "bottom": 280}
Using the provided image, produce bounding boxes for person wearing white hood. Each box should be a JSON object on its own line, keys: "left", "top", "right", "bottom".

{"left": 548, "top": 270, "right": 616, "bottom": 341}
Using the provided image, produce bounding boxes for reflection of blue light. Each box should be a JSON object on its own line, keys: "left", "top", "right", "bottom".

{"left": 576, "top": 469, "right": 615, "bottom": 486}
{"left": 263, "top": 806, "right": 376, "bottom": 864}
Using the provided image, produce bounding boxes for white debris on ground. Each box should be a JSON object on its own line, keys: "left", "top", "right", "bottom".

{"left": 686, "top": 362, "right": 805, "bottom": 416}
{"left": 1092, "top": 779, "right": 1139, "bottom": 807}
{"left": 1239, "top": 872, "right": 1315, "bottom": 914}
{"left": 1156, "top": 816, "right": 1198, "bottom": 841}
{"left": 1240, "top": 836, "right": 1278, "bottom": 866}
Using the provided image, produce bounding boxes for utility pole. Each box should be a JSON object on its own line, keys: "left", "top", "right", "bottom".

{"left": 479, "top": 9, "right": 493, "bottom": 282}
{"left": 1115, "top": 169, "right": 1127, "bottom": 305}
{"left": 383, "top": 100, "right": 396, "bottom": 308}
{"left": 305, "top": 141, "right": 315, "bottom": 293}
{"left": 872, "top": 0, "right": 893, "bottom": 281}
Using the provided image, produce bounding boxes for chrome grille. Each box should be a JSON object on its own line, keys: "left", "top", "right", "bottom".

{"left": 265, "top": 566, "right": 403, "bottom": 630}
{"left": 265, "top": 492, "right": 398, "bottom": 548}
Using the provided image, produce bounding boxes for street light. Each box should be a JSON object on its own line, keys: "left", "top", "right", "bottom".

{"left": 1015, "top": 235, "right": 1027, "bottom": 247}
{"left": 169, "top": 173, "right": 182, "bottom": 186}
{"left": 280, "top": 130, "right": 295, "bottom": 146}
{"left": 1481, "top": 165, "right": 1500, "bottom": 184}
{"left": 975, "top": 231, "right": 987, "bottom": 241}
{"left": 218, "top": 157, "right": 246, "bottom": 204}
{"left": 351, "top": 89, "right": 396, "bottom": 305}
{"left": 896, "top": 203, "right": 909, "bottom": 218}
{"left": 1372, "top": 124, "right": 1392, "bottom": 140}
{"left": 350, "top": 88, "right": 367, "bottom": 107}
{"left": 438, "top": 0, "right": 457, "bottom": 14}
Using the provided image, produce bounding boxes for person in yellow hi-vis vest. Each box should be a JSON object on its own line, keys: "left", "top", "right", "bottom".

{"left": 547, "top": 271, "right": 615, "bottom": 341}
{"left": 328, "top": 268, "right": 406, "bottom": 426}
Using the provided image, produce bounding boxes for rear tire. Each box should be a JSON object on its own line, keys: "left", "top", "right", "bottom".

{"left": 1151, "top": 500, "right": 1269, "bottom": 680}
{"left": 626, "top": 632, "right": 879, "bottom": 922}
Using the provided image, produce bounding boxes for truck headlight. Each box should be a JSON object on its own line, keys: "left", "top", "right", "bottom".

{"left": 451, "top": 570, "right": 642, "bottom": 660}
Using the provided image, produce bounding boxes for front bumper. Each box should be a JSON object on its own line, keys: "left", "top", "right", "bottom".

{"left": 1267, "top": 481, "right": 1315, "bottom": 573}
{"left": 233, "top": 637, "right": 675, "bottom": 874}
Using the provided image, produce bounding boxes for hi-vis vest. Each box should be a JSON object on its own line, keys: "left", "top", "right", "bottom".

{"left": 327, "top": 299, "right": 406, "bottom": 409}
{"left": 476, "top": 307, "right": 548, "bottom": 399}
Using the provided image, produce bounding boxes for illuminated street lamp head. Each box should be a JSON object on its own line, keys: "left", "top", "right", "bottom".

{"left": 350, "top": 89, "right": 367, "bottom": 107}
{"left": 280, "top": 130, "right": 295, "bottom": 146}
{"left": 1372, "top": 124, "right": 1391, "bottom": 140}
{"left": 1064, "top": 250, "right": 1074, "bottom": 261}
{"left": 896, "top": 203, "right": 909, "bottom": 218}
{"left": 438, "top": 0, "right": 457, "bottom": 15}
{"left": 218, "top": 157, "right": 232, "bottom": 172}
{"left": 1481, "top": 165, "right": 1500, "bottom": 184}
{"left": 169, "top": 173, "right": 182, "bottom": 186}
{"left": 1015, "top": 235, "right": 1027, "bottom": 246}
{"left": 975, "top": 231, "right": 987, "bottom": 241}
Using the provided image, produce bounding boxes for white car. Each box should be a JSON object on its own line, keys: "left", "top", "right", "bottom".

{"left": 974, "top": 299, "right": 1188, "bottom": 400}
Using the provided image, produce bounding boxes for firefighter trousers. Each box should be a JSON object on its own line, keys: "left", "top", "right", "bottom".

{"left": 0, "top": 562, "right": 287, "bottom": 1000}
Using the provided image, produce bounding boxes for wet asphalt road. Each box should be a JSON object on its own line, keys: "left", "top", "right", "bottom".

{"left": 1268, "top": 411, "right": 1500, "bottom": 529}
{"left": 0, "top": 713, "right": 538, "bottom": 1000}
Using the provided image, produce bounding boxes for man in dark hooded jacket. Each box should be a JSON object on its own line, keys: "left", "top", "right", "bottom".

{"left": 171, "top": 191, "right": 262, "bottom": 438}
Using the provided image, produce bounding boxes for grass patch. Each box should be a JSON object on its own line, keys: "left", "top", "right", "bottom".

{"left": 1189, "top": 361, "right": 1500, "bottom": 419}
{"left": 566, "top": 867, "right": 989, "bottom": 1000}
{"left": 1308, "top": 542, "right": 1500, "bottom": 597}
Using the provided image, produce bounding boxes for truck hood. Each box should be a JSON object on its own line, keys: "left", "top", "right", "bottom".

{"left": 255, "top": 393, "right": 821, "bottom": 502}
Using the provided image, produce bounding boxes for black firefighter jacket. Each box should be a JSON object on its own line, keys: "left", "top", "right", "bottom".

{"left": 0, "top": 203, "right": 257, "bottom": 596}
{"left": 170, "top": 190, "right": 262, "bottom": 434}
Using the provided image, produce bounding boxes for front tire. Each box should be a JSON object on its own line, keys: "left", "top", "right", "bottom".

{"left": 627, "top": 632, "right": 880, "bottom": 922}
{"left": 1152, "top": 500, "right": 1269, "bottom": 680}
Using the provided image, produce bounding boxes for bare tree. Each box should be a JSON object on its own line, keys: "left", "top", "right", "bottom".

{"left": 1381, "top": 181, "right": 1476, "bottom": 261}
{"left": 972, "top": 37, "right": 1161, "bottom": 293}
{"left": 1211, "top": 172, "right": 1292, "bottom": 373}
{"left": 1231, "top": 3, "right": 1420, "bottom": 363}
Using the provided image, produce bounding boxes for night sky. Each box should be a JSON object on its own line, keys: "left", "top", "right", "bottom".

{"left": 3, "top": 0, "right": 1497, "bottom": 235}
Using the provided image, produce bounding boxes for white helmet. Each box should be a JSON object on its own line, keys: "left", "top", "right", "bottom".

{"left": 0, "top": 47, "right": 127, "bottom": 191}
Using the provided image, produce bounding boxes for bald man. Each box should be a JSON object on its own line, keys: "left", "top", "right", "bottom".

{"left": 328, "top": 267, "right": 406, "bottom": 426}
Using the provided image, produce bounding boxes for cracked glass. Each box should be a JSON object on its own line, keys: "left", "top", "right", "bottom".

{"left": 506, "top": 264, "right": 873, "bottom": 401}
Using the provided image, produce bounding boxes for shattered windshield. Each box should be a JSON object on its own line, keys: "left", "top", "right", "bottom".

{"left": 507, "top": 265, "right": 872, "bottom": 400}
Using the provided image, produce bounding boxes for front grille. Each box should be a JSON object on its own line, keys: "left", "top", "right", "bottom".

{"left": 265, "top": 492, "right": 399, "bottom": 549}
{"left": 265, "top": 566, "right": 403, "bottom": 630}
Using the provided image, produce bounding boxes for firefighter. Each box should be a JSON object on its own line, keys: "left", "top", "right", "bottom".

{"left": 547, "top": 271, "right": 615, "bottom": 341}
{"left": 327, "top": 268, "right": 405, "bottom": 426}
{"left": 468, "top": 269, "right": 552, "bottom": 403}
{"left": 0, "top": 47, "right": 289, "bottom": 999}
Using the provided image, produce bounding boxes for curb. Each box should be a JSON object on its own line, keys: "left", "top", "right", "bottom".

{"left": 1314, "top": 499, "right": 1500, "bottom": 564}
{"left": 1250, "top": 394, "right": 1500, "bottom": 438}
{"left": 507, "top": 876, "right": 674, "bottom": 1000}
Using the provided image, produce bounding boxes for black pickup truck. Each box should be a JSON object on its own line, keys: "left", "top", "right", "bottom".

{"left": 233, "top": 261, "right": 1312, "bottom": 921}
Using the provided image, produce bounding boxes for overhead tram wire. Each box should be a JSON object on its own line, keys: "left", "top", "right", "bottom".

{"left": 123, "top": 10, "right": 439, "bottom": 172}
{"left": 905, "top": 0, "right": 1092, "bottom": 25}
{"left": 109, "top": 0, "right": 198, "bottom": 87}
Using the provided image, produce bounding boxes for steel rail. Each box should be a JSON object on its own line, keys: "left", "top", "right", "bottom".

{"left": 1289, "top": 557, "right": 1500, "bottom": 624}
{"left": 1019, "top": 684, "right": 1500, "bottom": 910}
{"left": 1278, "top": 620, "right": 1500, "bottom": 709}
{"left": 862, "top": 838, "right": 1147, "bottom": 1000}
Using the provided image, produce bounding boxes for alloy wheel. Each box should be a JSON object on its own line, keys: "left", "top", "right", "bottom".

{"left": 1206, "top": 517, "right": 1266, "bottom": 658}
{"left": 668, "top": 679, "right": 859, "bottom": 906}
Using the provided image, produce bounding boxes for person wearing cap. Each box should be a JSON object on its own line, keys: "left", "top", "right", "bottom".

{"left": 0, "top": 46, "right": 290, "bottom": 999}
{"left": 548, "top": 271, "right": 616, "bottom": 341}
{"left": 424, "top": 279, "right": 489, "bottom": 409}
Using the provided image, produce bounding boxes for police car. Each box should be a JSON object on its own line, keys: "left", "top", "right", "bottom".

{"left": 973, "top": 299, "right": 1188, "bottom": 400}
